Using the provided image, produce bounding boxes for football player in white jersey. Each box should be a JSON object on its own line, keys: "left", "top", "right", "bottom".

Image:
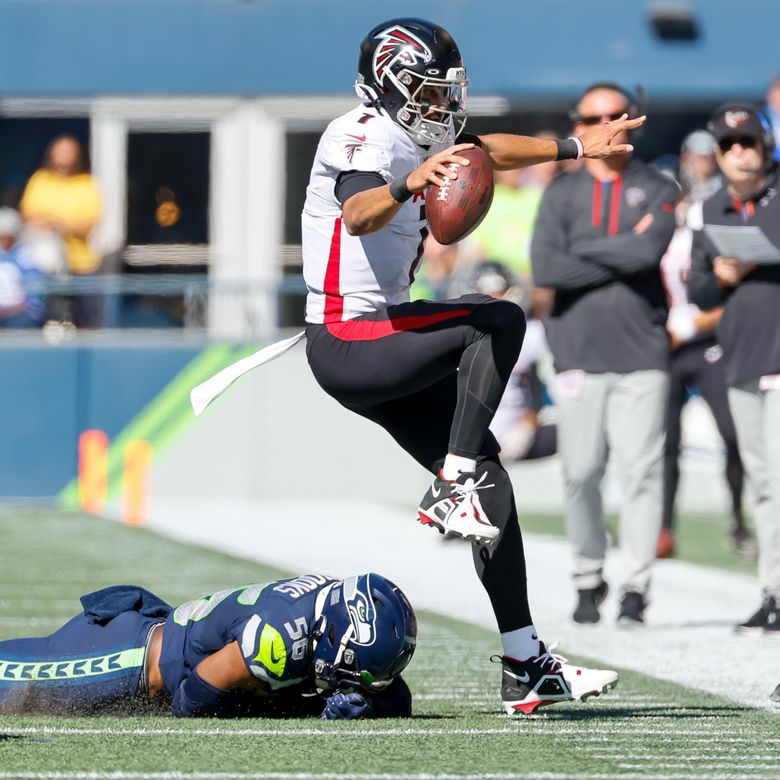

{"left": 303, "top": 18, "right": 637, "bottom": 713}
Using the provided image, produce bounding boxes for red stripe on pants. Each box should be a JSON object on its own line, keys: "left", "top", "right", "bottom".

{"left": 325, "top": 308, "right": 473, "bottom": 341}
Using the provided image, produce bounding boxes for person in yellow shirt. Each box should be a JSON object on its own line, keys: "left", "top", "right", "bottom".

{"left": 20, "top": 135, "right": 102, "bottom": 276}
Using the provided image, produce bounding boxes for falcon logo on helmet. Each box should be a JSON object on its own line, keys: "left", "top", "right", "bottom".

{"left": 372, "top": 26, "right": 432, "bottom": 85}
{"left": 355, "top": 18, "right": 469, "bottom": 147}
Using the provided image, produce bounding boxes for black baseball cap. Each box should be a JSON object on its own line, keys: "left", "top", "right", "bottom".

{"left": 708, "top": 103, "right": 766, "bottom": 144}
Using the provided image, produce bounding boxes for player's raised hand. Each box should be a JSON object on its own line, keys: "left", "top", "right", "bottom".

{"left": 579, "top": 114, "right": 646, "bottom": 158}
{"left": 406, "top": 143, "right": 474, "bottom": 192}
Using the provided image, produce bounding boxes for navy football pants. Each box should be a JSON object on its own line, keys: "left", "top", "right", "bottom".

{"left": 0, "top": 609, "right": 161, "bottom": 714}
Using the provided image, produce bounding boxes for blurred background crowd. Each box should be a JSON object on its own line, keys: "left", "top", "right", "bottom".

{"left": 1, "top": 1, "right": 779, "bottom": 588}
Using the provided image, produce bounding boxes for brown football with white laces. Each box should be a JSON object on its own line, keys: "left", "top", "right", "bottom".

{"left": 426, "top": 145, "right": 494, "bottom": 245}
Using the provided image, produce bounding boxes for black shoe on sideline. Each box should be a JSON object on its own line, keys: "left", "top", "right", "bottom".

{"left": 771, "top": 682, "right": 780, "bottom": 704}
{"left": 730, "top": 526, "right": 757, "bottom": 560}
{"left": 573, "top": 581, "right": 609, "bottom": 624}
{"left": 736, "top": 596, "right": 777, "bottom": 635}
{"left": 765, "top": 598, "right": 780, "bottom": 634}
{"left": 617, "top": 591, "right": 646, "bottom": 627}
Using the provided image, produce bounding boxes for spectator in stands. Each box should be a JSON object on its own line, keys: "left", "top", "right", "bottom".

{"left": 764, "top": 75, "right": 780, "bottom": 164}
{"left": 658, "top": 130, "right": 752, "bottom": 560}
{"left": 689, "top": 103, "right": 780, "bottom": 635}
{"left": 20, "top": 135, "right": 102, "bottom": 326}
{"left": 409, "top": 235, "right": 460, "bottom": 301}
{"left": 531, "top": 83, "right": 677, "bottom": 626}
{"left": 0, "top": 208, "right": 47, "bottom": 328}
{"left": 677, "top": 130, "right": 723, "bottom": 203}
{"left": 468, "top": 261, "right": 556, "bottom": 462}
{"left": 463, "top": 132, "right": 567, "bottom": 287}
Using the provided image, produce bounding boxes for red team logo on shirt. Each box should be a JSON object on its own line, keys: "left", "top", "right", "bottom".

{"left": 345, "top": 133, "right": 366, "bottom": 163}
{"left": 372, "top": 25, "right": 432, "bottom": 84}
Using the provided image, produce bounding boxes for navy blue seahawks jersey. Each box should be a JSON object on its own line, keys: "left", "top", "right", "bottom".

{"left": 158, "top": 575, "right": 337, "bottom": 698}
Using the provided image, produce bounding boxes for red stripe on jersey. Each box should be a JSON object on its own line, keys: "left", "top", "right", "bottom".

{"left": 607, "top": 176, "right": 622, "bottom": 235}
{"left": 592, "top": 180, "right": 602, "bottom": 227}
{"left": 325, "top": 308, "right": 473, "bottom": 341}
{"left": 323, "top": 217, "right": 343, "bottom": 322}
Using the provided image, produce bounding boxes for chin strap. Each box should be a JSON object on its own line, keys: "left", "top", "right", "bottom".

{"left": 311, "top": 582, "right": 339, "bottom": 649}
{"left": 354, "top": 81, "right": 380, "bottom": 105}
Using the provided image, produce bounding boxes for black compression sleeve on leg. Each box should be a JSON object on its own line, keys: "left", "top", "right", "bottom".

{"left": 470, "top": 456, "right": 533, "bottom": 632}
{"left": 449, "top": 298, "right": 526, "bottom": 457}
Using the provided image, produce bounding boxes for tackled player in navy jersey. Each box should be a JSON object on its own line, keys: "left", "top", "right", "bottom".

{"left": 302, "top": 18, "right": 633, "bottom": 713}
{"left": 0, "top": 573, "right": 416, "bottom": 720}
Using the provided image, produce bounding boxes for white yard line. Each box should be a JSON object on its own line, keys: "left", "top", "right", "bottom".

{"left": 0, "top": 774, "right": 775, "bottom": 780}
{"left": 0, "top": 726, "right": 524, "bottom": 738}
{"left": 147, "top": 500, "right": 780, "bottom": 712}
{"left": 4, "top": 725, "right": 775, "bottom": 739}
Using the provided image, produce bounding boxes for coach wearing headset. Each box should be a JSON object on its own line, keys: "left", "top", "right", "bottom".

{"left": 531, "top": 83, "right": 678, "bottom": 627}
{"left": 688, "top": 103, "right": 780, "bottom": 636}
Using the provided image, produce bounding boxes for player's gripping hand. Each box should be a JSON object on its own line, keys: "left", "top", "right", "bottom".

{"left": 579, "top": 114, "right": 646, "bottom": 158}
{"left": 406, "top": 143, "right": 474, "bottom": 191}
{"left": 321, "top": 691, "right": 373, "bottom": 720}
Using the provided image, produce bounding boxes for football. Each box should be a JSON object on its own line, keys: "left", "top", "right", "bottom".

{"left": 426, "top": 145, "right": 494, "bottom": 245}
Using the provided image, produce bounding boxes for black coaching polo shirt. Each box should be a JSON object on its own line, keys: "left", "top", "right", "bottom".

{"left": 689, "top": 167, "right": 780, "bottom": 386}
{"left": 531, "top": 159, "right": 678, "bottom": 373}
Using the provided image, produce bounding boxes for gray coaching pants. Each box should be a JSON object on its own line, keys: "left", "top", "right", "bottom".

{"left": 728, "top": 381, "right": 780, "bottom": 599}
{"left": 553, "top": 369, "right": 668, "bottom": 594}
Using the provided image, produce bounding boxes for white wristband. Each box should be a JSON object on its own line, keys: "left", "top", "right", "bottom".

{"left": 569, "top": 136, "right": 584, "bottom": 160}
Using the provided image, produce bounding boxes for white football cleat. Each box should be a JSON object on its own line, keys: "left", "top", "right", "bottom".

{"left": 417, "top": 469, "right": 499, "bottom": 546}
{"left": 496, "top": 642, "right": 619, "bottom": 715}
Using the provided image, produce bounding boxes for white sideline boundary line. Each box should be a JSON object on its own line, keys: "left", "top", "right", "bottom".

{"left": 3, "top": 725, "right": 779, "bottom": 739}
{"left": 0, "top": 772, "right": 773, "bottom": 780}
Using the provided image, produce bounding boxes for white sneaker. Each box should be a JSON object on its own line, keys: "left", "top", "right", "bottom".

{"left": 417, "top": 469, "right": 499, "bottom": 546}
{"left": 496, "top": 642, "right": 618, "bottom": 715}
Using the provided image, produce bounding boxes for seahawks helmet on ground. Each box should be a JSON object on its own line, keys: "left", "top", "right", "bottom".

{"left": 312, "top": 573, "right": 417, "bottom": 693}
{"left": 355, "top": 18, "right": 468, "bottom": 146}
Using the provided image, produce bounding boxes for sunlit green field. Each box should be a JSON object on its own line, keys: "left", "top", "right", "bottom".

{"left": 0, "top": 508, "right": 776, "bottom": 780}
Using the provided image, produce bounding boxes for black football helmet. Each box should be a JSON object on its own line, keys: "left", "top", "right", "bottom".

{"left": 355, "top": 18, "right": 468, "bottom": 146}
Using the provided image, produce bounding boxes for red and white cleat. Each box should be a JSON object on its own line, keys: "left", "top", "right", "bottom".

{"left": 417, "top": 469, "right": 499, "bottom": 546}
{"left": 495, "top": 642, "right": 619, "bottom": 715}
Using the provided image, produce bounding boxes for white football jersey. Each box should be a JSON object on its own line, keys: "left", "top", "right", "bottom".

{"left": 302, "top": 104, "right": 436, "bottom": 324}
{"left": 661, "top": 201, "right": 704, "bottom": 315}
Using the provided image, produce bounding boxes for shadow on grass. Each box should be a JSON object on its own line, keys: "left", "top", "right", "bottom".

{"left": 407, "top": 714, "right": 456, "bottom": 720}
{"left": 494, "top": 704, "right": 750, "bottom": 721}
{"left": 648, "top": 619, "right": 742, "bottom": 630}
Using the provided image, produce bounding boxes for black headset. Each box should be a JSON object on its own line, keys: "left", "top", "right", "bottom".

{"left": 707, "top": 102, "right": 776, "bottom": 163}
{"left": 568, "top": 83, "right": 643, "bottom": 124}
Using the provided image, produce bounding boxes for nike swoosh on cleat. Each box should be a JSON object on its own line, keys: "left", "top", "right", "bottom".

{"left": 431, "top": 484, "right": 442, "bottom": 498}
{"left": 504, "top": 669, "right": 531, "bottom": 684}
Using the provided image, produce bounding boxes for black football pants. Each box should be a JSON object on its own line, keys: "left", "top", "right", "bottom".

{"left": 306, "top": 295, "right": 532, "bottom": 632}
{"left": 663, "top": 339, "right": 745, "bottom": 531}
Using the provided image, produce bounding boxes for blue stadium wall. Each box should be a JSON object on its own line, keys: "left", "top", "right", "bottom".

{"left": 0, "top": 342, "right": 203, "bottom": 497}
{"left": 0, "top": 0, "right": 776, "bottom": 99}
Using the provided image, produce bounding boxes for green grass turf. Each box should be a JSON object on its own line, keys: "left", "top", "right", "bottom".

{"left": 518, "top": 511, "right": 758, "bottom": 575}
{"left": 0, "top": 507, "right": 777, "bottom": 780}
